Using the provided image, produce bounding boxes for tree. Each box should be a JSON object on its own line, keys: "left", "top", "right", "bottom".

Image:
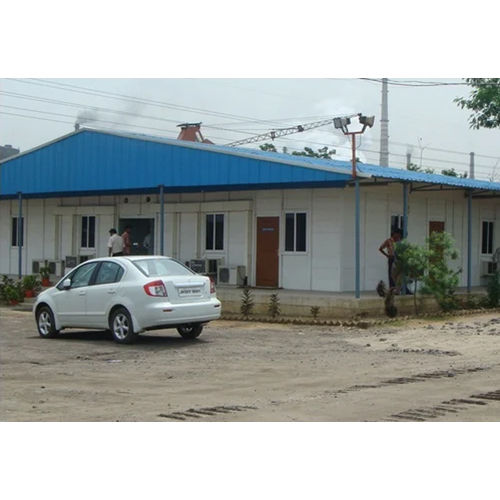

{"left": 407, "top": 162, "right": 435, "bottom": 174}
{"left": 455, "top": 78, "right": 500, "bottom": 129}
{"left": 393, "top": 240, "right": 428, "bottom": 315}
{"left": 291, "top": 146, "right": 336, "bottom": 159}
{"left": 259, "top": 143, "right": 336, "bottom": 159}
{"left": 421, "top": 231, "right": 461, "bottom": 311}
{"left": 440, "top": 168, "right": 467, "bottom": 178}
{"left": 259, "top": 143, "right": 278, "bottom": 153}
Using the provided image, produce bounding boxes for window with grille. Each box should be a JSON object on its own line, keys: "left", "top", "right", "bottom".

{"left": 285, "top": 212, "right": 307, "bottom": 252}
{"left": 81, "top": 216, "right": 96, "bottom": 248}
{"left": 481, "top": 221, "right": 494, "bottom": 255}
{"left": 206, "top": 214, "right": 224, "bottom": 251}
{"left": 11, "top": 217, "right": 24, "bottom": 247}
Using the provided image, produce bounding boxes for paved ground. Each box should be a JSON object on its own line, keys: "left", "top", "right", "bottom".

{"left": 2, "top": 308, "right": 500, "bottom": 421}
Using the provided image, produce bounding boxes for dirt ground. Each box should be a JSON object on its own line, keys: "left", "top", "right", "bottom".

{"left": 2, "top": 308, "right": 500, "bottom": 421}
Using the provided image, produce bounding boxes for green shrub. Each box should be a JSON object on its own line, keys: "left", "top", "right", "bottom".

{"left": 486, "top": 271, "right": 500, "bottom": 308}
{"left": 267, "top": 293, "right": 280, "bottom": 318}
{"left": 240, "top": 287, "right": 254, "bottom": 317}
{"left": 310, "top": 306, "right": 320, "bottom": 319}
{"left": 22, "top": 275, "right": 42, "bottom": 294}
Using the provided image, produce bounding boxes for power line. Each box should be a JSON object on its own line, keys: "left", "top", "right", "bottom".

{"left": 5, "top": 82, "right": 499, "bottom": 162}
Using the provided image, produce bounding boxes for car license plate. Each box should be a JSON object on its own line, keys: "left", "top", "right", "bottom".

{"left": 178, "top": 287, "right": 201, "bottom": 296}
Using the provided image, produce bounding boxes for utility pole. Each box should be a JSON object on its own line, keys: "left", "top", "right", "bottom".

{"left": 379, "top": 78, "right": 389, "bottom": 167}
{"left": 406, "top": 152, "right": 412, "bottom": 169}
{"left": 469, "top": 152, "right": 475, "bottom": 179}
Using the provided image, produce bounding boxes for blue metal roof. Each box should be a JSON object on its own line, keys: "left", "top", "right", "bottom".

{"left": 1, "top": 127, "right": 499, "bottom": 198}
{"left": 356, "top": 163, "right": 500, "bottom": 191}
{"left": 0, "top": 129, "right": 352, "bottom": 198}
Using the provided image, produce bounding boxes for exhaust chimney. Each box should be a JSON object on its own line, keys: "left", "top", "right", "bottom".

{"left": 176, "top": 123, "right": 214, "bottom": 144}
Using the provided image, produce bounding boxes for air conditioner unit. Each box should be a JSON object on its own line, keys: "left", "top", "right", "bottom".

{"left": 190, "top": 259, "right": 207, "bottom": 274}
{"left": 78, "top": 254, "right": 96, "bottom": 264}
{"left": 218, "top": 266, "right": 246, "bottom": 286}
{"left": 47, "top": 260, "right": 63, "bottom": 276}
{"left": 32, "top": 259, "right": 47, "bottom": 274}
{"left": 481, "top": 259, "right": 497, "bottom": 276}
{"left": 65, "top": 256, "right": 78, "bottom": 269}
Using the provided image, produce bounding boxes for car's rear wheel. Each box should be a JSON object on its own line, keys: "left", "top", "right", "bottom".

{"left": 177, "top": 323, "right": 203, "bottom": 339}
{"left": 36, "top": 305, "right": 59, "bottom": 338}
{"left": 110, "top": 307, "right": 137, "bottom": 344}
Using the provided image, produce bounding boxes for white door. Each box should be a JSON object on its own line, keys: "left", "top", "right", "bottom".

{"left": 85, "top": 261, "right": 125, "bottom": 327}
{"left": 52, "top": 261, "right": 100, "bottom": 327}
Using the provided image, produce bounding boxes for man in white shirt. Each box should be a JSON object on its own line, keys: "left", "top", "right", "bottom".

{"left": 108, "top": 228, "right": 124, "bottom": 256}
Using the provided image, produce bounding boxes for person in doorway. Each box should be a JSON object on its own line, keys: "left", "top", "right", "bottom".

{"left": 143, "top": 232, "right": 152, "bottom": 254}
{"left": 121, "top": 226, "right": 132, "bottom": 255}
{"left": 108, "top": 228, "right": 124, "bottom": 257}
{"left": 379, "top": 229, "right": 401, "bottom": 288}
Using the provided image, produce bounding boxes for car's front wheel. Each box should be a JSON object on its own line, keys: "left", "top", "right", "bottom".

{"left": 177, "top": 323, "right": 203, "bottom": 339}
{"left": 36, "top": 305, "right": 59, "bottom": 338}
{"left": 110, "top": 307, "right": 137, "bottom": 344}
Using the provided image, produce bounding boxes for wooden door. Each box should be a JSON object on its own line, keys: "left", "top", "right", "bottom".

{"left": 429, "top": 221, "right": 445, "bottom": 236}
{"left": 256, "top": 217, "right": 279, "bottom": 287}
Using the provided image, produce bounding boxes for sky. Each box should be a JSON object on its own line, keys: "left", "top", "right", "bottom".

{"left": 1, "top": 77, "right": 499, "bottom": 180}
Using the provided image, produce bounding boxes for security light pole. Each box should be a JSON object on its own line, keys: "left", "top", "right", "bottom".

{"left": 334, "top": 114, "right": 375, "bottom": 298}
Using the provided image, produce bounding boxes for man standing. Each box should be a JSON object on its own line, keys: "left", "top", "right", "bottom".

{"left": 121, "top": 226, "right": 132, "bottom": 255}
{"left": 379, "top": 229, "right": 401, "bottom": 288}
{"left": 108, "top": 228, "right": 124, "bottom": 257}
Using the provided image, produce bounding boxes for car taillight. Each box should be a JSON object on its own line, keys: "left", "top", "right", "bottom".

{"left": 143, "top": 280, "right": 168, "bottom": 297}
{"left": 209, "top": 277, "right": 216, "bottom": 294}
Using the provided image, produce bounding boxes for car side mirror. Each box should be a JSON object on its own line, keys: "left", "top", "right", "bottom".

{"left": 63, "top": 278, "right": 72, "bottom": 290}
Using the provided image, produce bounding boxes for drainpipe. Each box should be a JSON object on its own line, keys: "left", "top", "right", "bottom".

{"left": 467, "top": 190, "right": 472, "bottom": 292}
{"left": 159, "top": 184, "right": 165, "bottom": 256}
{"left": 18, "top": 192, "right": 23, "bottom": 279}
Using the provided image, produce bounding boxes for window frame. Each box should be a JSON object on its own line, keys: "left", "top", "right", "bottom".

{"left": 481, "top": 220, "right": 495, "bottom": 255}
{"left": 11, "top": 216, "right": 24, "bottom": 247}
{"left": 80, "top": 215, "right": 96, "bottom": 249}
{"left": 283, "top": 211, "right": 308, "bottom": 254}
{"left": 205, "top": 213, "right": 225, "bottom": 252}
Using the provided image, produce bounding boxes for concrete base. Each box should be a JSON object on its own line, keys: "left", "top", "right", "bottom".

{"left": 216, "top": 286, "right": 487, "bottom": 319}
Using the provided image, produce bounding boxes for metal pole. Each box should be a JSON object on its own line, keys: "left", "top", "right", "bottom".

{"left": 467, "top": 189, "right": 472, "bottom": 292}
{"left": 18, "top": 192, "right": 23, "bottom": 279}
{"left": 355, "top": 178, "right": 361, "bottom": 299}
{"left": 469, "top": 152, "right": 475, "bottom": 179}
{"left": 351, "top": 133, "right": 357, "bottom": 177}
{"left": 159, "top": 184, "right": 165, "bottom": 256}
{"left": 379, "top": 78, "right": 389, "bottom": 167}
{"left": 402, "top": 182, "right": 409, "bottom": 295}
{"left": 402, "top": 183, "right": 408, "bottom": 239}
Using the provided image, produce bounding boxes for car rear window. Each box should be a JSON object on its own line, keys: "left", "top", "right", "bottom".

{"left": 132, "top": 258, "right": 195, "bottom": 278}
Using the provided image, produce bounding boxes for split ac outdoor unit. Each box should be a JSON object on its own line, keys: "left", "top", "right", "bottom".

{"left": 78, "top": 254, "right": 95, "bottom": 264}
{"left": 65, "top": 256, "right": 78, "bottom": 269}
{"left": 481, "top": 260, "right": 497, "bottom": 276}
{"left": 32, "top": 259, "right": 47, "bottom": 274}
{"left": 217, "top": 266, "right": 246, "bottom": 286}
{"left": 47, "top": 260, "right": 63, "bottom": 276}
{"left": 190, "top": 259, "right": 207, "bottom": 274}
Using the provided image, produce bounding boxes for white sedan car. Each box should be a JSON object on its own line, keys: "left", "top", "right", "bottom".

{"left": 34, "top": 256, "right": 222, "bottom": 344}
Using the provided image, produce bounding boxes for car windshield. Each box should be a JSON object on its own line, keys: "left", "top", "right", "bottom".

{"left": 132, "top": 258, "right": 195, "bottom": 278}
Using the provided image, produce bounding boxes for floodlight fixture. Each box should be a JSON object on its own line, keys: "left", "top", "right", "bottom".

{"left": 333, "top": 117, "right": 351, "bottom": 132}
{"left": 358, "top": 114, "right": 375, "bottom": 128}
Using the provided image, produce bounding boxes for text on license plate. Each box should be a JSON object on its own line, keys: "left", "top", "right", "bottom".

{"left": 178, "top": 287, "right": 201, "bottom": 296}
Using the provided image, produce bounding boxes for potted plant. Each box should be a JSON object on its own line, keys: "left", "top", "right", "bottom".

{"left": 4, "top": 283, "right": 22, "bottom": 305}
{"left": 39, "top": 266, "right": 51, "bottom": 287}
{"left": 22, "top": 274, "right": 42, "bottom": 298}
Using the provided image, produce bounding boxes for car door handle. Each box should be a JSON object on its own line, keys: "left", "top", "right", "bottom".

{"left": 107, "top": 290, "right": 116, "bottom": 294}
{"left": 78, "top": 291, "right": 86, "bottom": 296}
